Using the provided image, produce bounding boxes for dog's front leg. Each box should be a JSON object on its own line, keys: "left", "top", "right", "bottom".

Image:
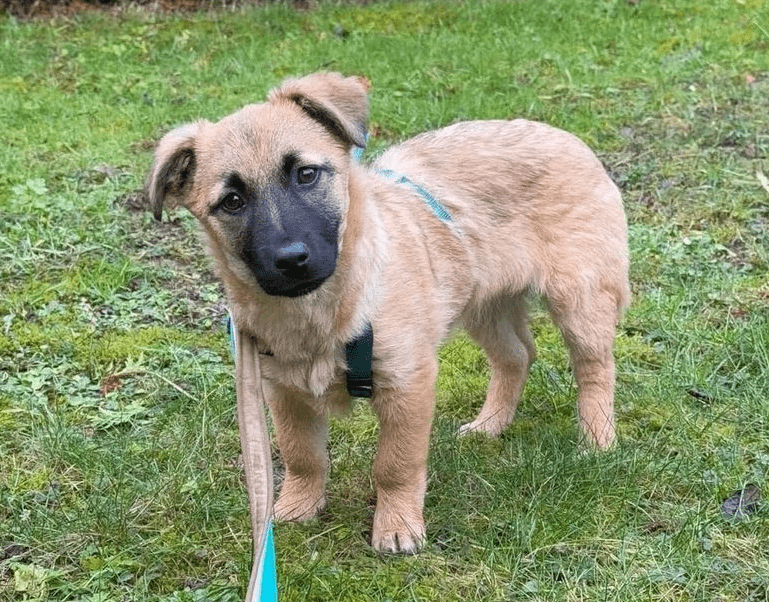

{"left": 370, "top": 359, "right": 437, "bottom": 554}
{"left": 268, "top": 386, "right": 329, "bottom": 522}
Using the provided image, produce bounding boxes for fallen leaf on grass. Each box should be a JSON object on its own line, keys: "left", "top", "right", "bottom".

{"left": 100, "top": 370, "right": 146, "bottom": 396}
{"left": 687, "top": 388, "right": 712, "bottom": 402}
{"left": 101, "top": 374, "right": 124, "bottom": 396}
{"left": 721, "top": 484, "right": 761, "bottom": 519}
{"left": 643, "top": 519, "right": 676, "bottom": 534}
{"left": 0, "top": 543, "right": 30, "bottom": 561}
{"left": 729, "top": 306, "right": 749, "bottom": 319}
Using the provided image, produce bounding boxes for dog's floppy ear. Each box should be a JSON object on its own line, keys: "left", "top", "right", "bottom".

{"left": 147, "top": 122, "right": 205, "bottom": 220}
{"left": 270, "top": 72, "right": 370, "bottom": 149}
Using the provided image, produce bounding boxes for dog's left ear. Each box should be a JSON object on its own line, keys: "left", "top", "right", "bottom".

{"left": 270, "top": 72, "right": 370, "bottom": 149}
{"left": 147, "top": 121, "right": 207, "bottom": 220}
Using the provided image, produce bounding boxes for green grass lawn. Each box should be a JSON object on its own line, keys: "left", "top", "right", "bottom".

{"left": 2, "top": 0, "right": 769, "bottom": 600}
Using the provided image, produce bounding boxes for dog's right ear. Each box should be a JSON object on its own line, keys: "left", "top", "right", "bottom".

{"left": 147, "top": 122, "right": 205, "bottom": 221}
{"left": 270, "top": 73, "right": 370, "bottom": 150}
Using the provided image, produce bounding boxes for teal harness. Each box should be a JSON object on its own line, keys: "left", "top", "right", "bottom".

{"left": 344, "top": 159, "right": 453, "bottom": 398}
{"left": 231, "top": 151, "right": 454, "bottom": 400}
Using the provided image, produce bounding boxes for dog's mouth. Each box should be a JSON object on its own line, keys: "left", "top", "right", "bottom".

{"left": 262, "top": 275, "right": 328, "bottom": 298}
{"left": 249, "top": 256, "right": 335, "bottom": 298}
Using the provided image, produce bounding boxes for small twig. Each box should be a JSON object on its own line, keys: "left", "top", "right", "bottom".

{"left": 105, "top": 369, "right": 197, "bottom": 402}
{"left": 147, "top": 370, "right": 198, "bottom": 402}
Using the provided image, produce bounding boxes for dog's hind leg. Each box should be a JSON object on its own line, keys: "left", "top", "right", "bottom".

{"left": 269, "top": 387, "right": 330, "bottom": 522}
{"left": 547, "top": 289, "right": 619, "bottom": 449}
{"left": 460, "top": 295, "right": 535, "bottom": 437}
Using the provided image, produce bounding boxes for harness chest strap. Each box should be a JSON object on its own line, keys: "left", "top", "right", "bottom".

{"left": 343, "top": 166, "right": 453, "bottom": 399}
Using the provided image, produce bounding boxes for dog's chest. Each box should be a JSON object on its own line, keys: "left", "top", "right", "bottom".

{"left": 257, "top": 341, "right": 345, "bottom": 399}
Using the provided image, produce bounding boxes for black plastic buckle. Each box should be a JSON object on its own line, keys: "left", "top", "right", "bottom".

{"left": 345, "top": 323, "right": 374, "bottom": 398}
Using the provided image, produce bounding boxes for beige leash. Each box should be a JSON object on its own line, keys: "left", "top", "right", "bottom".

{"left": 233, "top": 322, "right": 277, "bottom": 601}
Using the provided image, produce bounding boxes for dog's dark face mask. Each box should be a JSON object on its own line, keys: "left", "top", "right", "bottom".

{"left": 213, "top": 153, "right": 340, "bottom": 298}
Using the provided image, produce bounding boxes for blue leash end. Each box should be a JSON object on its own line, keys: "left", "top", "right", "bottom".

{"left": 257, "top": 524, "right": 278, "bottom": 602}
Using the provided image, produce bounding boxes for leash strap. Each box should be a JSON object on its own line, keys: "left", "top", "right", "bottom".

{"left": 345, "top": 322, "right": 374, "bottom": 398}
{"left": 228, "top": 313, "right": 278, "bottom": 602}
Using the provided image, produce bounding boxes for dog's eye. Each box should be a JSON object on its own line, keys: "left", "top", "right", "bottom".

{"left": 220, "top": 192, "right": 247, "bottom": 213}
{"left": 296, "top": 166, "right": 319, "bottom": 186}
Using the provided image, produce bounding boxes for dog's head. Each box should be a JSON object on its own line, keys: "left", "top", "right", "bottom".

{"left": 147, "top": 72, "right": 369, "bottom": 298}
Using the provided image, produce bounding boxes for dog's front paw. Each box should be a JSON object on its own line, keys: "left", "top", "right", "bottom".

{"left": 372, "top": 505, "right": 425, "bottom": 554}
{"left": 274, "top": 478, "right": 326, "bottom": 522}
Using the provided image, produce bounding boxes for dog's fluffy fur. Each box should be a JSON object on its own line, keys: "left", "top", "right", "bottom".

{"left": 148, "top": 72, "right": 630, "bottom": 554}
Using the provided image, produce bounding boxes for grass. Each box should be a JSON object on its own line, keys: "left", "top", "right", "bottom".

{"left": 1, "top": 0, "right": 768, "bottom": 600}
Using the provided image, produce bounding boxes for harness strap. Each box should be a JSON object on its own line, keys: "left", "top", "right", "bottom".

{"left": 375, "top": 168, "right": 453, "bottom": 223}
{"left": 345, "top": 322, "right": 374, "bottom": 398}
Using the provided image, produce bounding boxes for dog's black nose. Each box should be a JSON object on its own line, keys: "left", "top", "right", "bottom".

{"left": 275, "top": 242, "right": 310, "bottom": 272}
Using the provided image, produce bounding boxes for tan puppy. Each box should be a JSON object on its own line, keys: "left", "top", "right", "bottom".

{"left": 148, "top": 73, "right": 630, "bottom": 554}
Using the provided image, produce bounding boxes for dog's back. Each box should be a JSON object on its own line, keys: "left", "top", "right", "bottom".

{"left": 373, "top": 119, "right": 630, "bottom": 312}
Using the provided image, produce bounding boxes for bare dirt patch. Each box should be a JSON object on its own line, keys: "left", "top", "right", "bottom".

{"left": 1, "top": 0, "right": 363, "bottom": 19}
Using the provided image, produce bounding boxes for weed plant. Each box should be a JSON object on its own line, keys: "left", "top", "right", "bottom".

{"left": 1, "top": 0, "right": 769, "bottom": 600}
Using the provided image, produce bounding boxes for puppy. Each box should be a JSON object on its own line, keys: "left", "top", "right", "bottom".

{"left": 148, "top": 72, "right": 630, "bottom": 553}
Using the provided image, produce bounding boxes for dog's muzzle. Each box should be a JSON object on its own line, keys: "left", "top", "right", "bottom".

{"left": 246, "top": 226, "right": 339, "bottom": 298}
{"left": 240, "top": 183, "right": 341, "bottom": 298}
